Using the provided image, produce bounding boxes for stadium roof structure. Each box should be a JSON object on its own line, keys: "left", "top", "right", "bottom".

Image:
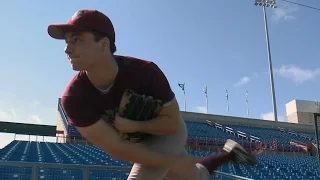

{"left": 0, "top": 121, "right": 56, "bottom": 137}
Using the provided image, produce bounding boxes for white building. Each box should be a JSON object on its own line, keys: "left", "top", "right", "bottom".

{"left": 286, "top": 99, "right": 320, "bottom": 125}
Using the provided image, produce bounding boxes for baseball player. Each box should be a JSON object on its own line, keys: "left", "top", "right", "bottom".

{"left": 48, "top": 9, "right": 257, "bottom": 180}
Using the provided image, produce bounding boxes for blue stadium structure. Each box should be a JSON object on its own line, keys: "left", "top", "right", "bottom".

{"left": 0, "top": 99, "right": 319, "bottom": 180}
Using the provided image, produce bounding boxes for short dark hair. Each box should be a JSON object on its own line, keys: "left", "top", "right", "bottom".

{"left": 91, "top": 30, "right": 117, "bottom": 54}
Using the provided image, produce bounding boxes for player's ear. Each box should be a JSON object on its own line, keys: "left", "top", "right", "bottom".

{"left": 100, "top": 37, "right": 110, "bottom": 51}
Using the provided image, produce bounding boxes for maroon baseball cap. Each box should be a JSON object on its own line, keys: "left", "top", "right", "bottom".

{"left": 47, "top": 9, "right": 115, "bottom": 42}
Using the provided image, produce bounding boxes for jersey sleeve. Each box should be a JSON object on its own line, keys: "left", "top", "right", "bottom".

{"left": 147, "top": 62, "right": 175, "bottom": 107}
{"left": 61, "top": 95, "right": 101, "bottom": 127}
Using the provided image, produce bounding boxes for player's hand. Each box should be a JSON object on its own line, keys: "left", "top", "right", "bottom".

{"left": 118, "top": 132, "right": 130, "bottom": 141}
{"left": 114, "top": 114, "right": 140, "bottom": 133}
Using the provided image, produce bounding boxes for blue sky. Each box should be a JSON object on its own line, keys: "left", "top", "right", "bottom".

{"left": 0, "top": 0, "right": 320, "bottom": 147}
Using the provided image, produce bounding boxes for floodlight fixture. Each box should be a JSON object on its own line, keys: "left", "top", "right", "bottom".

{"left": 255, "top": 0, "right": 277, "bottom": 8}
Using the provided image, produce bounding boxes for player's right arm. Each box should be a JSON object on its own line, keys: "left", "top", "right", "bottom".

{"left": 61, "top": 95, "right": 196, "bottom": 168}
{"left": 77, "top": 119, "right": 195, "bottom": 168}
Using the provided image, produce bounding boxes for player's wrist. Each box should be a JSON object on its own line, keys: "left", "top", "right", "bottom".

{"left": 134, "top": 121, "right": 146, "bottom": 132}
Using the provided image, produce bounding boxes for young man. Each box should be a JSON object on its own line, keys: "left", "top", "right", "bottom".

{"left": 48, "top": 9, "right": 257, "bottom": 180}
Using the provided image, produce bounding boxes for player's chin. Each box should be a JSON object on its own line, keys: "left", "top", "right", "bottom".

{"left": 71, "top": 64, "right": 85, "bottom": 71}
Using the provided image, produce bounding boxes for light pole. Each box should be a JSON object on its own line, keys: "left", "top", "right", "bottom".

{"left": 203, "top": 86, "right": 208, "bottom": 114}
{"left": 255, "top": 0, "right": 278, "bottom": 122}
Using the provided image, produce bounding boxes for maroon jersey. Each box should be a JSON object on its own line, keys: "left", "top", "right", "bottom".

{"left": 61, "top": 55, "right": 175, "bottom": 127}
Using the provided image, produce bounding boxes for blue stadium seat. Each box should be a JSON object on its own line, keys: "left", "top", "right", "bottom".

{"left": 1, "top": 140, "right": 320, "bottom": 179}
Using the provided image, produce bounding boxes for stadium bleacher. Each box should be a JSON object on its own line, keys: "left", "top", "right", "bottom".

{"left": 187, "top": 121, "right": 315, "bottom": 152}
{"left": 0, "top": 100, "right": 318, "bottom": 179}
{"left": 0, "top": 140, "right": 319, "bottom": 179}
{"left": 0, "top": 118, "right": 319, "bottom": 180}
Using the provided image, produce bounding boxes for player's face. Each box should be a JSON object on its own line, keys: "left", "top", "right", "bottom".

{"left": 64, "top": 32, "right": 103, "bottom": 71}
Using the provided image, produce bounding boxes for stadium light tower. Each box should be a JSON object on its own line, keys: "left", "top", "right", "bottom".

{"left": 254, "top": 0, "right": 278, "bottom": 122}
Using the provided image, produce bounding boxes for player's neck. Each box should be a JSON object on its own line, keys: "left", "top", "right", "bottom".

{"left": 86, "top": 55, "right": 118, "bottom": 90}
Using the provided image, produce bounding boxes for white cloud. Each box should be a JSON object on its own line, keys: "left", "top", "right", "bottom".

{"left": 252, "top": 72, "right": 260, "bottom": 78}
{"left": 271, "top": 1, "right": 298, "bottom": 22}
{"left": 261, "top": 112, "right": 286, "bottom": 121}
{"left": 27, "top": 115, "right": 42, "bottom": 124}
{"left": 0, "top": 111, "right": 9, "bottom": 120}
{"left": 0, "top": 108, "right": 19, "bottom": 122}
{"left": 10, "top": 108, "right": 16, "bottom": 121}
{"left": 0, "top": 109, "right": 42, "bottom": 124}
{"left": 193, "top": 106, "right": 207, "bottom": 114}
{"left": 31, "top": 100, "right": 41, "bottom": 108}
{"left": 234, "top": 76, "right": 250, "bottom": 87}
{"left": 274, "top": 65, "right": 320, "bottom": 84}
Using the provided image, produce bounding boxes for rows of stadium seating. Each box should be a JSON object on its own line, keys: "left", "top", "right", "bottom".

{"left": 226, "top": 124, "right": 314, "bottom": 144}
{"left": 186, "top": 121, "right": 314, "bottom": 143}
{"left": 59, "top": 101, "right": 314, "bottom": 153}
{"left": 185, "top": 121, "right": 311, "bottom": 152}
{"left": 0, "top": 141, "right": 319, "bottom": 179}
{"left": 66, "top": 120, "right": 314, "bottom": 148}
{"left": 66, "top": 122, "right": 309, "bottom": 153}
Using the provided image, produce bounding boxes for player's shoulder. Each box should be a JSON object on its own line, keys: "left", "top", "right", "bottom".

{"left": 62, "top": 71, "right": 92, "bottom": 97}
{"left": 114, "top": 55, "right": 158, "bottom": 70}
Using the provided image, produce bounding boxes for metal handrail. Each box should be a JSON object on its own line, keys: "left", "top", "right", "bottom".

{"left": 214, "top": 171, "right": 254, "bottom": 180}
{"left": 57, "top": 98, "right": 72, "bottom": 137}
{"left": 58, "top": 98, "right": 69, "bottom": 126}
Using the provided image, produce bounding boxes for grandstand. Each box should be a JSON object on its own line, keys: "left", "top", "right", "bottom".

{"left": 0, "top": 98, "right": 320, "bottom": 180}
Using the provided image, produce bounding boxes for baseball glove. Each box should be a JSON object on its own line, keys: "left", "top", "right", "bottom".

{"left": 118, "top": 89, "right": 163, "bottom": 143}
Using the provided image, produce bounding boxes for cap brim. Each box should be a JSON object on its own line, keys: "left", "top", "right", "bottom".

{"left": 47, "top": 24, "right": 86, "bottom": 40}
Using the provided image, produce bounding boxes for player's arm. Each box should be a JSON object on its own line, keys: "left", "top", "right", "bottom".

{"left": 135, "top": 98, "right": 180, "bottom": 135}
{"left": 61, "top": 95, "right": 192, "bottom": 167}
{"left": 135, "top": 63, "right": 180, "bottom": 135}
{"left": 76, "top": 119, "right": 193, "bottom": 167}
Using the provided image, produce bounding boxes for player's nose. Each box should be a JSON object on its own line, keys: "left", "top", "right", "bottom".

{"left": 64, "top": 45, "right": 72, "bottom": 55}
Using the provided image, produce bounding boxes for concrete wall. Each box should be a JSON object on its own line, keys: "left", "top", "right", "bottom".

{"left": 180, "top": 111, "right": 314, "bottom": 133}
{"left": 297, "top": 112, "right": 316, "bottom": 125}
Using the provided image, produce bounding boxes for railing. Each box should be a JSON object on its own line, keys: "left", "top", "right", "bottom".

{"left": 0, "top": 161, "right": 254, "bottom": 180}
{"left": 313, "top": 113, "right": 320, "bottom": 167}
{"left": 214, "top": 171, "right": 255, "bottom": 180}
{"left": 58, "top": 98, "right": 84, "bottom": 138}
{"left": 57, "top": 98, "right": 69, "bottom": 131}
